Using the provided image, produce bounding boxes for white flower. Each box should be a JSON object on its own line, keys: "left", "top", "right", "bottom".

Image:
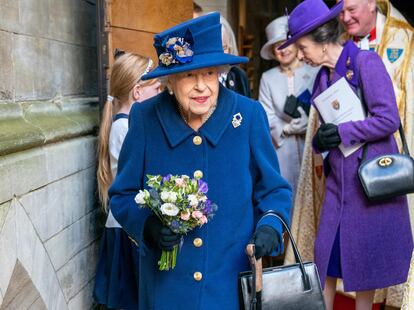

{"left": 168, "top": 192, "right": 177, "bottom": 203}
{"left": 160, "top": 203, "right": 179, "bottom": 216}
{"left": 188, "top": 194, "right": 199, "bottom": 207}
{"left": 198, "top": 195, "right": 207, "bottom": 202}
{"left": 135, "top": 189, "right": 149, "bottom": 205}
{"left": 160, "top": 191, "right": 170, "bottom": 202}
{"left": 160, "top": 191, "right": 178, "bottom": 203}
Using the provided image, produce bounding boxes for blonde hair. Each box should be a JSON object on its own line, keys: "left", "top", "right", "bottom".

{"left": 220, "top": 15, "right": 239, "bottom": 56}
{"left": 97, "top": 52, "right": 154, "bottom": 212}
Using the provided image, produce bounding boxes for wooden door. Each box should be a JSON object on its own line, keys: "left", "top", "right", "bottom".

{"left": 97, "top": 0, "right": 192, "bottom": 106}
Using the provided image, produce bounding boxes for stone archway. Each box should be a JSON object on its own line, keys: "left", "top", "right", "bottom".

{"left": 1, "top": 261, "right": 47, "bottom": 309}
{"left": 0, "top": 198, "right": 67, "bottom": 309}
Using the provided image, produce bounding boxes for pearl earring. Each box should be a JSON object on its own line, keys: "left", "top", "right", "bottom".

{"left": 168, "top": 89, "right": 174, "bottom": 95}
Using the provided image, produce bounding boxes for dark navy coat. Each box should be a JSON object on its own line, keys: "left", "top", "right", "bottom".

{"left": 108, "top": 85, "right": 292, "bottom": 309}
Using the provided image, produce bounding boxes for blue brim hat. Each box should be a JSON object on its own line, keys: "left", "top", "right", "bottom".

{"left": 142, "top": 12, "right": 248, "bottom": 80}
{"left": 278, "top": 0, "right": 343, "bottom": 50}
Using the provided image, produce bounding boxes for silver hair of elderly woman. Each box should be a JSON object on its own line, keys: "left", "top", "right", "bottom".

{"left": 220, "top": 15, "right": 239, "bottom": 56}
{"left": 158, "top": 65, "right": 230, "bottom": 85}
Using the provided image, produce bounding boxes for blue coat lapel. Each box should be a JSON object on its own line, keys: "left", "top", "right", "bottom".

{"left": 155, "top": 91, "right": 193, "bottom": 148}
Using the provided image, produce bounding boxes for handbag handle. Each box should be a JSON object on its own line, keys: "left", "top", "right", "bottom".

{"left": 246, "top": 211, "right": 311, "bottom": 310}
{"left": 261, "top": 211, "right": 311, "bottom": 291}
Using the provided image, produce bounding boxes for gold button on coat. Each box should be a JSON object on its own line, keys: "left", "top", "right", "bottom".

{"left": 193, "top": 271, "right": 203, "bottom": 281}
{"left": 193, "top": 136, "right": 202, "bottom": 145}
{"left": 193, "top": 238, "right": 203, "bottom": 247}
{"left": 193, "top": 170, "right": 203, "bottom": 179}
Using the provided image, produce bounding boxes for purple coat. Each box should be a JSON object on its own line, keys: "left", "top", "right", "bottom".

{"left": 312, "top": 41, "right": 413, "bottom": 291}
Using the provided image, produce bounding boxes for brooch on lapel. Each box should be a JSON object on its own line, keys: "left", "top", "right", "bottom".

{"left": 232, "top": 112, "right": 242, "bottom": 128}
{"left": 346, "top": 70, "right": 354, "bottom": 81}
{"left": 345, "top": 56, "right": 354, "bottom": 81}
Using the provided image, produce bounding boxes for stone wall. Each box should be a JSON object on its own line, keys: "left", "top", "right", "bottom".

{"left": 0, "top": 0, "right": 100, "bottom": 309}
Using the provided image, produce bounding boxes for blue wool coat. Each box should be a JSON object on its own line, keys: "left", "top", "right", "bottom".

{"left": 108, "top": 86, "right": 292, "bottom": 309}
{"left": 312, "top": 41, "right": 413, "bottom": 291}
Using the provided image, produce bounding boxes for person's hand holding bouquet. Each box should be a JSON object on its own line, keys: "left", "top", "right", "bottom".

{"left": 135, "top": 173, "right": 218, "bottom": 271}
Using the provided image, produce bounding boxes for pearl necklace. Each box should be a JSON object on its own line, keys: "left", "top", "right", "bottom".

{"left": 178, "top": 104, "right": 217, "bottom": 127}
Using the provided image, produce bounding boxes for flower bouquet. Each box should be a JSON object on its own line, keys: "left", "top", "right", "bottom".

{"left": 135, "top": 173, "right": 218, "bottom": 271}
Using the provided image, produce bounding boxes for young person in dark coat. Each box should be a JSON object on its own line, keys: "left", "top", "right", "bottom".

{"left": 280, "top": 0, "right": 413, "bottom": 309}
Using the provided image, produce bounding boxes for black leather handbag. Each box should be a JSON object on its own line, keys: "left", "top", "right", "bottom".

{"left": 238, "top": 211, "right": 326, "bottom": 310}
{"left": 358, "top": 124, "right": 414, "bottom": 201}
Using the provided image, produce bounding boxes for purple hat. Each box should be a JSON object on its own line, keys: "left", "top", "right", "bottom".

{"left": 278, "top": 0, "right": 343, "bottom": 50}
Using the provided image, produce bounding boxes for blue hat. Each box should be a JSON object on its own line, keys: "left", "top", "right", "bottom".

{"left": 278, "top": 0, "right": 343, "bottom": 50}
{"left": 142, "top": 12, "right": 248, "bottom": 80}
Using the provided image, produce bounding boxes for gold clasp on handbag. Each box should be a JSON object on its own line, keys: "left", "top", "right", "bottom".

{"left": 378, "top": 157, "right": 393, "bottom": 167}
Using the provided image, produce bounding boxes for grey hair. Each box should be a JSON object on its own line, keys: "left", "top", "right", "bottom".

{"left": 308, "top": 19, "right": 342, "bottom": 44}
{"left": 160, "top": 65, "right": 230, "bottom": 85}
{"left": 220, "top": 15, "right": 239, "bottom": 56}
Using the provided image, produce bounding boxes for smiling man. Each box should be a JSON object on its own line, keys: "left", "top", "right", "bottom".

{"left": 337, "top": 1, "right": 413, "bottom": 144}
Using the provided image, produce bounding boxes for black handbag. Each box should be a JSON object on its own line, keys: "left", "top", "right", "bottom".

{"left": 238, "top": 211, "right": 326, "bottom": 310}
{"left": 358, "top": 124, "right": 414, "bottom": 201}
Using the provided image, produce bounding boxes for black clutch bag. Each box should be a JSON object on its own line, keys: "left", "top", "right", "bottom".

{"left": 238, "top": 211, "right": 326, "bottom": 310}
{"left": 283, "top": 89, "right": 312, "bottom": 118}
{"left": 358, "top": 124, "right": 414, "bottom": 201}
{"left": 283, "top": 95, "right": 301, "bottom": 118}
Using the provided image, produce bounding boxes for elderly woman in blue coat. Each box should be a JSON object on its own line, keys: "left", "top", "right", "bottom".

{"left": 280, "top": 0, "right": 413, "bottom": 309}
{"left": 95, "top": 12, "right": 292, "bottom": 310}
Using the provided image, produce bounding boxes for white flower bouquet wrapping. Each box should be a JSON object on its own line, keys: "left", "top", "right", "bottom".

{"left": 135, "top": 173, "right": 218, "bottom": 271}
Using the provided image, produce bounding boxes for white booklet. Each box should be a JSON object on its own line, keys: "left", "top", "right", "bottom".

{"left": 313, "top": 77, "right": 366, "bottom": 157}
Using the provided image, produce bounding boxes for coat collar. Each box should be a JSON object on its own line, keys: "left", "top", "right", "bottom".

{"left": 155, "top": 84, "right": 237, "bottom": 148}
{"left": 331, "top": 40, "right": 360, "bottom": 87}
{"left": 311, "top": 40, "right": 361, "bottom": 100}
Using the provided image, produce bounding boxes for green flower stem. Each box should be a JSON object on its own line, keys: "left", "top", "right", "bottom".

{"left": 172, "top": 245, "right": 178, "bottom": 268}
{"left": 158, "top": 247, "right": 178, "bottom": 271}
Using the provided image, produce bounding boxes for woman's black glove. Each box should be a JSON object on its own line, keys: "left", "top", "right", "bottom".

{"left": 144, "top": 215, "right": 181, "bottom": 251}
{"left": 314, "top": 123, "right": 341, "bottom": 151}
{"left": 249, "top": 225, "right": 280, "bottom": 259}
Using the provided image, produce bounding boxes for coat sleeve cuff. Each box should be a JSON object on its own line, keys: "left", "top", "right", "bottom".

{"left": 338, "top": 122, "right": 354, "bottom": 147}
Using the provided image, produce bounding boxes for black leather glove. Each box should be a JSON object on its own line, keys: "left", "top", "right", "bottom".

{"left": 144, "top": 215, "right": 181, "bottom": 251}
{"left": 249, "top": 225, "right": 280, "bottom": 259}
{"left": 314, "top": 123, "right": 341, "bottom": 151}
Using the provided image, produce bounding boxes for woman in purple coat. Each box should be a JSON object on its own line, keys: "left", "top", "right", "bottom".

{"left": 279, "top": 0, "right": 413, "bottom": 309}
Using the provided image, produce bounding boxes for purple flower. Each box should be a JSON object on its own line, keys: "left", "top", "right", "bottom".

{"left": 201, "top": 200, "right": 212, "bottom": 214}
{"left": 203, "top": 205, "right": 212, "bottom": 215}
{"left": 198, "top": 180, "right": 208, "bottom": 194}
{"left": 171, "top": 220, "right": 180, "bottom": 229}
{"left": 162, "top": 174, "right": 172, "bottom": 183}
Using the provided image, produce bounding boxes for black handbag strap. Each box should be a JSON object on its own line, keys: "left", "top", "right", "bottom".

{"left": 361, "top": 124, "right": 410, "bottom": 162}
{"left": 356, "top": 89, "right": 410, "bottom": 162}
{"left": 246, "top": 211, "right": 311, "bottom": 309}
